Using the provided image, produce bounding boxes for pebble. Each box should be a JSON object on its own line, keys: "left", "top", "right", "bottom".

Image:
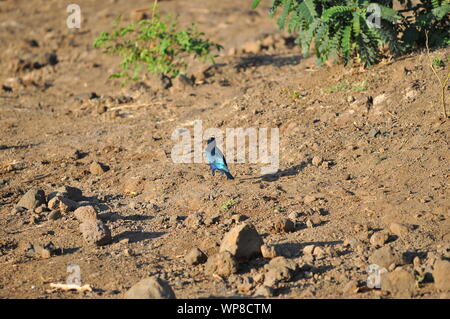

{"left": 433, "top": 259, "right": 450, "bottom": 291}
{"left": 312, "top": 156, "right": 323, "bottom": 167}
{"left": 369, "top": 246, "right": 402, "bottom": 269}
{"left": 253, "top": 285, "right": 273, "bottom": 297}
{"left": 303, "top": 195, "right": 317, "bottom": 204}
{"left": 272, "top": 218, "right": 295, "bottom": 233}
{"left": 124, "top": 277, "right": 176, "bottom": 299}
{"left": 381, "top": 269, "right": 416, "bottom": 298}
{"left": 184, "top": 248, "right": 207, "bottom": 265}
{"left": 47, "top": 210, "right": 61, "bottom": 221}
{"left": 219, "top": 222, "right": 263, "bottom": 261}
{"left": 184, "top": 212, "right": 205, "bottom": 228}
{"left": 370, "top": 232, "right": 389, "bottom": 246}
{"left": 79, "top": 220, "right": 112, "bottom": 246}
{"left": 242, "top": 41, "right": 261, "bottom": 54}
{"left": 261, "top": 244, "right": 278, "bottom": 259}
{"left": 389, "top": 222, "right": 412, "bottom": 237}
{"left": 74, "top": 205, "right": 98, "bottom": 223}
{"left": 16, "top": 188, "right": 46, "bottom": 210}
{"left": 342, "top": 280, "right": 359, "bottom": 295}
{"left": 90, "top": 161, "right": 109, "bottom": 175}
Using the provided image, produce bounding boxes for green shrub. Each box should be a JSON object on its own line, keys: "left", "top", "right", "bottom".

{"left": 252, "top": 0, "right": 450, "bottom": 67}
{"left": 93, "top": 6, "right": 222, "bottom": 83}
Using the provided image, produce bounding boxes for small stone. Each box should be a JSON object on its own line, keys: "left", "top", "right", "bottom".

{"left": 184, "top": 212, "right": 204, "bottom": 228}
{"left": 242, "top": 41, "right": 261, "bottom": 54}
{"left": 306, "top": 216, "right": 321, "bottom": 228}
{"left": 342, "top": 280, "right": 359, "bottom": 295}
{"left": 273, "top": 218, "right": 295, "bottom": 233}
{"left": 261, "top": 245, "right": 278, "bottom": 259}
{"left": 130, "top": 10, "right": 149, "bottom": 22}
{"left": 370, "top": 232, "right": 389, "bottom": 246}
{"left": 124, "top": 277, "right": 176, "bottom": 299}
{"left": 17, "top": 188, "right": 46, "bottom": 210}
{"left": 254, "top": 285, "right": 273, "bottom": 297}
{"left": 184, "top": 248, "right": 207, "bottom": 265}
{"left": 47, "top": 210, "right": 61, "bottom": 221}
{"left": 205, "top": 251, "right": 238, "bottom": 277}
{"left": 312, "top": 156, "right": 323, "bottom": 167}
{"left": 303, "top": 245, "right": 315, "bottom": 255}
{"left": 219, "top": 222, "right": 263, "bottom": 261}
{"left": 373, "top": 94, "right": 387, "bottom": 106}
{"left": 267, "top": 257, "right": 298, "bottom": 273}
{"left": 303, "top": 195, "right": 317, "bottom": 204}
{"left": 55, "top": 186, "right": 83, "bottom": 201}
{"left": 369, "top": 246, "right": 402, "bottom": 269}
{"left": 79, "top": 220, "right": 112, "bottom": 246}
{"left": 313, "top": 246, "right": 325, "bottom": 257}
{"left": 433, "top": 259, "right": 450, "bottom": 291}
{"left": 74, "top": 205, "right": 98, "bottom": 223}
{"left": 381, "top": 269, "right": 415, "bottom": 298}
{"left": 389, "top": 222, "right": 412, "bottom": 237}
{"left": 90, "top": 161, "right": 109, "bottom": 175}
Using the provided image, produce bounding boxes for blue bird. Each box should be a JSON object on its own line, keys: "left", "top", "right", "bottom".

{"left": 205, "top": 137, "right": 234, "bottom": 180}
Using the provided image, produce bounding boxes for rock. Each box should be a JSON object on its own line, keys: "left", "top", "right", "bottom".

{"left": 242, "top": 41, "right": 261, "bottom": 54}
{"left": 12, "top": 206, "right": 27, "bottom": 214}
{"left": 261, "top": 35, "right": 275, "bottom": 47}
{"left": 33, "top": 242, "right": 57, "bottom": 259}
{"left": 90, "top": 161, "right": 109, "bottom": 175}
{"left": 54, "top": 186, "right": 83, "bottom": 201}
{"left": 273, "top": 218, "right": 295, "bottom": 233}
{"left": 369, "top": 246, "right": 402, "bottom": 269}
{"left": 267, "top": 257, "right": 298, "bottom": 273}
{"left": 47, "top": 210, "right": 62, "bottom": 221}
{"left": 303, "top": 195, "right": 317, "bottom": 204}
{"left": 122, "top": 177, "right": 146, "bottom": 197}
{"left": 205, "top": 251, "right": 238, "bottom": 277}
{"left": 184, "top": 212, "right": 204, "bottom": 228}
{"left": 261, "top": 245, "right": 278, "bottom": 259}
{"left": 306, "top": 216, "right": 321, "bottom": 228}
{"left": 312, "top": 156, "right": 323, "bottom": 167}
{"left": 433, "top": 259, "right": 450, "bottom": 291}
{"left": 17, "top": 188, "right": 46, "bottom": 210}
{"left": 342, "top": 280, "right": 359, "bottom": 295}
{"left": 185, "top": 248, "right": 207, "bottom": 265}
{"left": 373, "top": 94, "right": 387, "bottom": 106}
{"left": 381, "top": 269, "right": 415, "bottom": 297}
{"left": 219, "top": 222, "right": 263, "bottom": 261}
{"left": 74, "top": 205, "right": 98, "bottom": 223}
{"left": 370, "top": 232, "right": 389, "bottom": 246}
{"left": 263, "top": 257, "right": 297, "bottom": 286}
{"left": 254, "top": 285, "right": 273, "bottom": 297}
{"left": 389, "top": 222, "right": 412, "bottom": 237}
{"left": 48, "top": 196, "right": 78, "bottom": 213}
{"left": 124, "top": 277, "right": 176, "bottom": 299}
{"left": 79, "top": 220, "right": 112, "bottom": 246}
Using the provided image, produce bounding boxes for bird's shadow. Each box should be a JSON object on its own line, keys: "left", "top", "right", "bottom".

{"left": 240, "top": 160, "right": 309, "bottom": 182}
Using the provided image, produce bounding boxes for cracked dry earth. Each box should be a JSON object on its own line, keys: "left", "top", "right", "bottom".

{"left": 0, "top": 0, "right": 449, "bottom": 299}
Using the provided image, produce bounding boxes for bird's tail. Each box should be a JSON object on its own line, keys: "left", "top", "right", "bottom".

{"left": 225, "top": 171, "right": 234, "bottom": 180}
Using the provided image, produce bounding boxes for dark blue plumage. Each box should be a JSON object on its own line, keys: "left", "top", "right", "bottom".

{"left": 205, "top": 137, "right": 234, "bottom": 180}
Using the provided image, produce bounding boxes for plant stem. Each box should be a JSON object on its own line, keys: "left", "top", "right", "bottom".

{"left": 425, "top": 31, "right": 449, "bottom": 118}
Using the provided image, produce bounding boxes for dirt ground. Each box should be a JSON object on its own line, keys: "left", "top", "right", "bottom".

{"left": 0, "top": 0, "right": 449, "bottom": 299}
